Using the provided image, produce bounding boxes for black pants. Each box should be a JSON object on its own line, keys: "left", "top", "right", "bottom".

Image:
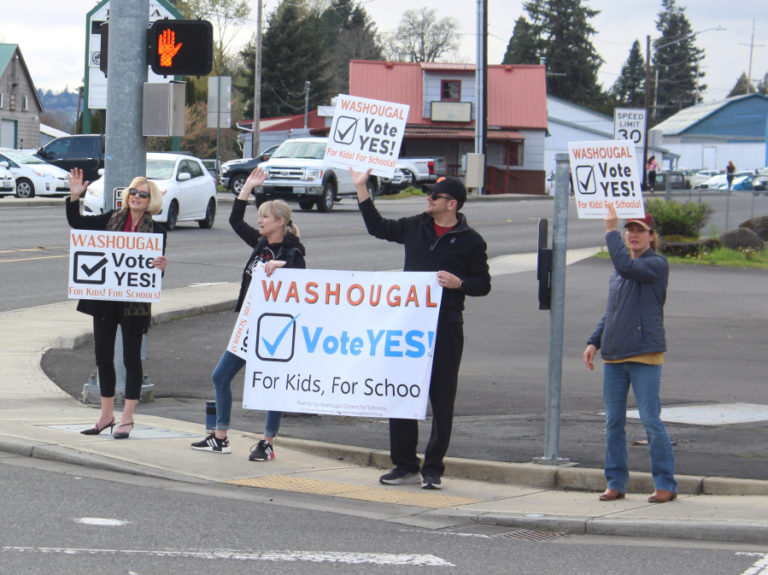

{"left": 93, "top": 314, "right": 145, "bottom": 400}
{"left": 388, "top": 320, "right": 464, "bottom": 477}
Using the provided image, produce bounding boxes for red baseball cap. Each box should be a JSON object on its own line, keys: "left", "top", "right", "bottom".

{"left": 624, "top": 213, "right": 654, "bottom": 231}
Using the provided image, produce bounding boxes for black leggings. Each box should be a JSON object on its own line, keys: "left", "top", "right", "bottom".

{"left": 93, "top": 315, "right": 145, "bottom": 400}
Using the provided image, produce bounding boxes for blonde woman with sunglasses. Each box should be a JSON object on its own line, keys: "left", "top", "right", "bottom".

{"left": 66, "top": 168, "right": 168, "bottom": 439}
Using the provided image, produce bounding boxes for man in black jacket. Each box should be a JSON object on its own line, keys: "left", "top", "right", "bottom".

{"left": 351, "top": 168, "right": 491, "bottom": 489}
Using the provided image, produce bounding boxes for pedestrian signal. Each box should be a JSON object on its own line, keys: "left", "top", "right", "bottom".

{"left": 149, "top": 19, "right": 213, "bottom": 77}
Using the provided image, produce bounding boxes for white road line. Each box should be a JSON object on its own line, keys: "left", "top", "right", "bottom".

{"left": 74, "top": 517, "right": 131, "bottom": 526}
{"left": 0, "top": 547, "right": 454, "bottom": 566}
{"left": 737, "top": 552, "right": 768, "bottom": 575}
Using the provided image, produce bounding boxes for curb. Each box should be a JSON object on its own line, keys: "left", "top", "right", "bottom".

{"left": 442, "top": 509, "right": 768, "bottom": 545}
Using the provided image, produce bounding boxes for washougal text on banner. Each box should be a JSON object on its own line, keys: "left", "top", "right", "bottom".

{"left": 324, "top": 94, "right": 410, "bottom": 179}
{"left": 568, "top": 139, "right": 645, "bottom": 219}
{"left": 241, "top": 268, "right": 442, "bottom": 420}
{"left": 68, "top": 229, "right": 164, "bottom": 302}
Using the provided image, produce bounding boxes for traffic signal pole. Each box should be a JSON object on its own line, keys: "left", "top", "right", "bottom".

{"left": 103, "top": 0, "right": 148, "bottom": 208}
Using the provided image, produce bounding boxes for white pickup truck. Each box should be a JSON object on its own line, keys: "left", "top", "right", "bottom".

{"left": 256, "top": 137, "right": 379, "bottom": 212}
{"left": 380, "top": 156, "right": 447, "bottom": 193}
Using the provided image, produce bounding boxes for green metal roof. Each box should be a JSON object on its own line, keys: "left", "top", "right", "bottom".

{"left": 0, "top": 44, "right": 18, "bottom": 72}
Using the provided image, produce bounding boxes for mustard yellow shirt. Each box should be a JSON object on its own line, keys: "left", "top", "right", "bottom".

{"left": 604, "top": 352, "right": 664, "bottom": 365}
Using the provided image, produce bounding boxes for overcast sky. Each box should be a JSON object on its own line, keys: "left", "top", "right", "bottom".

{"left": 1, "top": 0, "right": 766, "bottom": 103}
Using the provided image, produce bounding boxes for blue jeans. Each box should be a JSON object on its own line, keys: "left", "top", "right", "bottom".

{"left": 603, "top": 362, "right": 677, "bottom": 493}
{"left": 211, "top": 350, "right": 282, "bottom": 438}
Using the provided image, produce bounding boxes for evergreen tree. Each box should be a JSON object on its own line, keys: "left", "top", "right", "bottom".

{"left": 759, "top": 72, "right": 768, "bottom": 96}
{"left": 611, "top": 40, "right": 646, "bottom": 107}
{"left": 727, "top": 72, "right": 754, "bottom": 97}
{"left": 237, "top": 1, "right": 333, "bottom": 119}
{"left": 319, "top": 0, "right": 383, "bottom": 96}
{"left": 521, "top": 0, "right": 606, "bottom": 108}
{"left": 502, "top": 16, "right": 540, "bottom": 65}
{"left": 652, "top": 0, "right": 705, "bottom": 122}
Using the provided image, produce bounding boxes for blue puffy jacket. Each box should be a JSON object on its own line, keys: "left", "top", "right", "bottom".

{"left": 587, "top": 231, "right": 668, "bottom": 360}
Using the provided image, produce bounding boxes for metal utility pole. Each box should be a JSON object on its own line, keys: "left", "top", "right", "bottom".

{"left": 643, "top": 35, "right": 650, "bottom": 191}
{"left": 250, "top": 0, "right": 263, "bottom": 159}
{"left": 103, "top": 0, "right": 148, "bottom": 210}
{"left": 473, "top": 0, "right": 487, "bottom": 194}
{"left": 534, "top": 153, "right": 570, "bottom": 466}
{"left": 304, "top": 81, "right": 311, "bottom": 129}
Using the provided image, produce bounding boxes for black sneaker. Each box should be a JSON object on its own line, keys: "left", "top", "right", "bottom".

{"left": 248, "top": 440, "right": 275, "bottom": 461}
{"left": 191, "top": 433, "right": 231, "bottom": 454}
{"left": 379, "top": 468, "right": 421, "bottom": 485}
{"left": 421, "top": 474, "right": 442, "bottom": 490}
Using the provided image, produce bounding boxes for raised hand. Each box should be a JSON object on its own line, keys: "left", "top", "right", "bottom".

{"left": 68, "top": 168, "right": 89, "bottom": 200}
{"left": 239, "top": 167, "right": 268, "bottom": 200}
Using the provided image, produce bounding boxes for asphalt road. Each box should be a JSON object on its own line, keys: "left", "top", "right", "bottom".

{"left": 4, "top": 458, "right": 761, "bottom": 575}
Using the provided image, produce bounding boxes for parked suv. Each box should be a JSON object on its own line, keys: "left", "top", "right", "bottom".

{"left": 37, "top": 134, "right": 105, "bottom": 183}
{"left": 256, "top": 137, "right": 378, "bottom": 212}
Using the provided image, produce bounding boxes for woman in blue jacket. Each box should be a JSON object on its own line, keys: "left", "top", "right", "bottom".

{"left": 583, "top": 204, "right": 677, "bottom": 504}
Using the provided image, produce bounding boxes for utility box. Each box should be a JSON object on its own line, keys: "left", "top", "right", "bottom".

{"left": 143, "top": 82, "right": 186, "bottom": 137}
{"left": 465, "top": 153, "right": 485, "bottom": 189}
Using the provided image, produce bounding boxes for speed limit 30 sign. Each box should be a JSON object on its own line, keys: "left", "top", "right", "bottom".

{"left": 613, "top": 108, "right": 646, "bottom": 150}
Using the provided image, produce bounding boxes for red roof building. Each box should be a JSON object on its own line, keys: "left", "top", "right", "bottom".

{"left": 349, "top": 60, "right": 548, "bottom": 194}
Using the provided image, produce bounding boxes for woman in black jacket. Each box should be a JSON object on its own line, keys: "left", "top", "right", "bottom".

{"left": 66, "top": 168, "right": 168, "bottom": 439}
{"left": 191, "top": 168, "right": 306, "bottom": 461}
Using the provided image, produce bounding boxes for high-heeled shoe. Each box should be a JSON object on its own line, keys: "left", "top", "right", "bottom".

{"left": 112, "top": 421, "right": 134, "bottom": 440}
{"left": 81, "top": 417, "right": 115, "bottom": 435}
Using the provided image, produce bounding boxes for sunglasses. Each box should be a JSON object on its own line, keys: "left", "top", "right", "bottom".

{"left": 129, "top": 188, "right": 150, "bottom": 198}
{"left": 428, "top": 190, "right": 453, "bottom": 201}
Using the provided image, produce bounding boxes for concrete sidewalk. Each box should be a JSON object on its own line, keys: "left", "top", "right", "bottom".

{"left": 2, "top": 266, "right": 768, "bottom": 545}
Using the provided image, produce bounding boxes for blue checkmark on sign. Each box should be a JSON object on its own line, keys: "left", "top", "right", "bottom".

{"left": 257, "top": 313, "right": 300, "bottom": 362}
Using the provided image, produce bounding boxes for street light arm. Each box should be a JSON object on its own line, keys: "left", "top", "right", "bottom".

{"left": 653, "top": 26, "right": 726, "bottom": 50}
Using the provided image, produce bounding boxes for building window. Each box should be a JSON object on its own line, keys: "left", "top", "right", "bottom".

{"left": 22, "top": 94, "right": 28, "bottom": 112}
{"left": 441, "top": 80, "right": 461, "bottom": 101}
{"left": 0, "top": 93, "right": 4, "bottom": 109}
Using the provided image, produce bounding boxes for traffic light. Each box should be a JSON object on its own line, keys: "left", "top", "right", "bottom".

{"left": 148, "top": 19, "right": 213, "bottom": 77}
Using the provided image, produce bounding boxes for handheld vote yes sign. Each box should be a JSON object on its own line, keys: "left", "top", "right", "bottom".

{"left": 568, "top": 140, "right": 645, "bottom": 219}
{"left": 68, "top": 230, "right": 164, "bottom": 302}
{"left": 324, "top": 94, "right": 409, "bottom": 179}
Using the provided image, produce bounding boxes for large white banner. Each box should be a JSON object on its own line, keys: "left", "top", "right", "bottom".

{"left": 324, "top": 94, "right": 410, "bottom": 179}
{"left": 68, "top": 229, "right": 164, "bottom": 302}
{"left": 568, "top": 140, "right": 645, "bottom": 219}
{"left": 242, "top": 268, "right": 442, "bottom": 420}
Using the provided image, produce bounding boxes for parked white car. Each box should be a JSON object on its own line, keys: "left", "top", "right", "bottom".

{"left": 83, "top": 153, "right": 217, "bottom": 230}
{"left": 689, "top": 169, "right": 722, "bottom": 189}
{"left": 0, "top": 148, "right": 69, "bottom": 198}
{"left": 0, "top": 161, "right": 15, "bottom": 197}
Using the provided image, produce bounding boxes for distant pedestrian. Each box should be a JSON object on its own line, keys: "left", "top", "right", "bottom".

{"left": 726, "top": 161, "right": 736, "bottom": 190}
{"left": 190, "top": 168, "right": 305, "bottom": 460}
{"left": 646, "top": 156, "right": 659, "bottom": 193}
{"left": 583, "top": 204, "right": 678, "bottom": 504}
{"left": 66, "top": 168, "right": 168, "bottom": 440}
{"left": 351, "top": 168, "right": 491, "bottom": 490}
